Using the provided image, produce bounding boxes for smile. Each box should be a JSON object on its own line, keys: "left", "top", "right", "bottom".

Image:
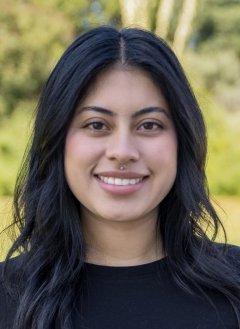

{"left": 94, "top": 174, "right": 149, "bottom": 195}
{"left": 95, "top": 175, "right": 145, "bottom": 185}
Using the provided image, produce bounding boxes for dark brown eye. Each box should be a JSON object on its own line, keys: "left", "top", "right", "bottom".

{"left": 138, "top": 121, "right": 164, "bottom": 131}
{"left": 84, "top": 121, "right": 107, "bottom": 131}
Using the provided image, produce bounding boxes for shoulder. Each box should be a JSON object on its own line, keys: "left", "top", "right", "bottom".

{"left": 211, "top": 241, "right": 240, "bottom": 254}
{"left": 226, "top": 243, "right": 240, "bottom": 255}
{"left": 216, "top": 242, "right": 240, "bottom": 257}
{"left": 0, "top": 253, "right": 26, "bottom": 281}
{"left": 213, "top": 242, "right": 240, "bottom": 271}
{"left": 0, "top": 255, "right": 26, "bottom": 328}
{"left": 225, "top": 243, "right": 240, "bottom": 266}
{"left": 0, "top": 253, "right": 27, "bottom": 300}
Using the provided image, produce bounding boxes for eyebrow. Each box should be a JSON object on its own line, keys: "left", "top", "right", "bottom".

{"left": 76, "top": 106, "right": 171, "bottom": 119}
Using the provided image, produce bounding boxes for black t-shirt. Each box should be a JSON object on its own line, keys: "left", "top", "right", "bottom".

{"left": 1, "top": 244, "right": 240, "bottom": 329}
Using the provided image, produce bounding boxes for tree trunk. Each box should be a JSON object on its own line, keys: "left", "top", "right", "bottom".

{"left": 173, "top": 0, "right": 197, "bottom": 56}
{"left": 119, "top": 0, "right": 151, "bottom": 29}
{"left": 155, "top": 0, "right": 175, "bottom": 39}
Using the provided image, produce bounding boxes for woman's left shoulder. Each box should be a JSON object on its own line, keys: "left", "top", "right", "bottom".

{"left": 226, "top": 243, "right": 240, "bottom": 255}
{"left": 217, "top": 242, "right": 240, "bottom": 270}
{"left": 226, "top": 243, "right": 240, "bottom": 265}
{"left": 214, "top": 242, "right": 240, "bottom": 256}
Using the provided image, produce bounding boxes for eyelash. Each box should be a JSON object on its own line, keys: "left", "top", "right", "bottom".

{"left": 83, "top": 121, "right": 164, "bottom": 133}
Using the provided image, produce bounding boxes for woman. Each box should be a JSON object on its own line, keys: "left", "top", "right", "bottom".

{"left": 0, "top": 25, "right": 239, "bottom": 329}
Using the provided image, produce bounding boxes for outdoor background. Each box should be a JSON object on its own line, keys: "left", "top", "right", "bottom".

{"left": 0, "top": 0, "right": 239, "bottom": 261}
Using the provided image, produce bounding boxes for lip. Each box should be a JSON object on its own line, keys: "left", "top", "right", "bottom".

{"left": 94, "top": 175, "right": 149, "bottom": 195}
{"left": 94, "top": 171, "right": 149, "bottom": 179}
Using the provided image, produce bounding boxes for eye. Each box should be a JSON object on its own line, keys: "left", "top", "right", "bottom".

{"left": 83, "top": 121, "right": 108, "bottom": 131}
{"left": 83, "top": 121, "right": 164, "bottom": 133}
{"left": 138, "top": 121, "right": 164, "bottom": 131}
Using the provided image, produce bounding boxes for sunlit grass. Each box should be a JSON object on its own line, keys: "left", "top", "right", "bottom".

{"left": 0, "top": 195, "right": 239, "bottom": 262}
{"left": 211, "top": 195, "right": 240, "bottom": 245}
{"left": 0, "top": 196, "right": 16, "bottom": 261}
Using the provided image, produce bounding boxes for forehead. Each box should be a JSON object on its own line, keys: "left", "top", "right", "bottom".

{"left": 77, "top": 67, "right": 170, "bottom": 116}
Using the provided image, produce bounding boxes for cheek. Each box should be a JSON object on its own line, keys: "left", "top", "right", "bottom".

{"left": 146, "top": 134, "right": 178, "bottom": 166}
{"left": 64, "top": 132, "right": 102, "bottom": 165}
{"left": 64, "top": 133, "right": 99, "bottom": 190}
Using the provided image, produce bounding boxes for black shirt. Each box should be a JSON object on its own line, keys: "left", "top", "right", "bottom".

{"left": 1, "top": 244, "right": 240, "bottom": 329}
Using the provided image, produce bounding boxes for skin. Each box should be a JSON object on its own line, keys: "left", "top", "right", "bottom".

{"left": 64, "top": 66, "right": 178, "bottom": 266}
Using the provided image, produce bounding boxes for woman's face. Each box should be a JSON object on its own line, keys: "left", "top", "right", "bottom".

{"left": 64, "top": 67, "right": 178, "bottom": 223}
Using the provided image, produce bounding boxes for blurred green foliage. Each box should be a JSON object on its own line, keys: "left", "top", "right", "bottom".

{"left": 197, "top": 87, "right": 240, "bottom": 195}
{"left": 0, "top": 103, "right": 33, "bottom": 195}
{"left": 0, "top": 0, "right": 120, "bottom": 117}
{"left": 0, "top": 0, "right": 239, "bottom": 196}
{"left": 191, "top": 0, "right": 240, "bottom": 112}
{"left": 0, "top": 2, "right": 75, "bottom": 116}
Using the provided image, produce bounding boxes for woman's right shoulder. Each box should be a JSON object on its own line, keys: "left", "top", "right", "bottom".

{"left": 0, "top": 255, "right": 25, "bottom": 328}
{"left": 0, "top": 253, "right": 28, "bottom": 300}
{"left": 0, "top": 253, "right": 29, "bottom": 304}
{"left": 0, "top": 253, "right": 26, "bottom": 280}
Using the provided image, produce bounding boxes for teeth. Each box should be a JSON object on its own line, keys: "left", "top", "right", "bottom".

{"left": 98, "top": 175, "right": 142, "bottom": 185}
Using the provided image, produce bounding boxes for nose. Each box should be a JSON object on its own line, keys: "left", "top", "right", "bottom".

{"left": 105, "top": 131, "right": 140, "bottom": 164}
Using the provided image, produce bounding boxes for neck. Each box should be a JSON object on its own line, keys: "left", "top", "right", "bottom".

{"left": 81, "top": 209, "right": 164, "bottom": 266}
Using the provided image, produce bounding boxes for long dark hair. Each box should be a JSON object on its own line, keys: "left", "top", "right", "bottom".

{"left": 2, "top": 25, "right": 240, "bottom": 328}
